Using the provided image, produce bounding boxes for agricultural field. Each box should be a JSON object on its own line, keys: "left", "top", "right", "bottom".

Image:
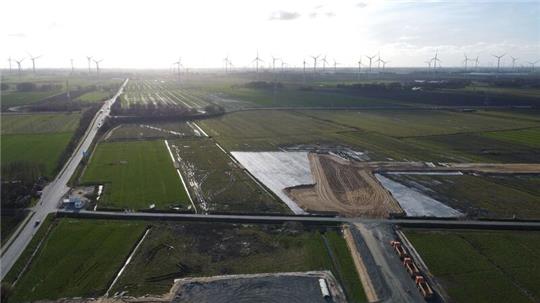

{"left": 76, "top": 90, "right": 111, "bottom": 103}
{"left": 405, "top": 229, "right": 540, "bottom": 303}
{"left": 0, "top": 91, "right": 62, "bottom": 107}
{"left": 1, "top": 113, "right": 81, "bottom": 178}
{"left": 105, "top": 121, "right": 199, "bottom": 141}
{"left": 211, "top": 84, "right": 402, "bottom": 108}
{"left": 122, "top": 79, "right": 212, "bottom": 109}
{"left": 302, "top": 110, "right": 540, "bottom": 138}
{"left": 197, "top": 110, "right": 357, "bottom": 151}
{"left": 7, "top": 219, "right": 146, "bottom": 302}
{"left": 112, "top": 221, "right": 366, "bottom": 303}
{"left": 482, "top": 128, "right": 540, "bottom": 148}
{"left": 80, "top": 140, "right": 191, "bottom": 210}
{"left": 168, "top": 138, "right": 289, "bottom": 213}
{"left": 1, "top": 209, "right": 28, "bottom": 245}
{"left": 385, "top": 174, "right": 540, "bottom": 219}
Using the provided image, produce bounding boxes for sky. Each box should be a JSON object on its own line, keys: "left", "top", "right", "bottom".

{"left": 1, "top": 0, "right": 539, "bottom": 69}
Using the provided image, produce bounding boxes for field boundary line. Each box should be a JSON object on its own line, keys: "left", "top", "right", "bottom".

{"left": 105, "top": 227, "right": 151, "bottom": 296}
{"left": 164, "top": 140, "right": 197, "bottom": 213}
{"left": 1, "top": 211, "right": 35, "bottom": 256}
{"left": 191, "top": 122, "right": 209, "bottom": 137}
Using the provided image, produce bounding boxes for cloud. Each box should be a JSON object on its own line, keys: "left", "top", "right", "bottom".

{"left": 8, "top": 32, "right": 26, "bottom": 38}
{"left": 269, "top": 11, "right": 300, "bottom": 21}
{"left": 356, "top": 2, "right": 367, "bottom": 8}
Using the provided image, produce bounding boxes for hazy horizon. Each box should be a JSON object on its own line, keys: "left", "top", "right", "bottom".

{"left": 2, "top": 0, "right": 539, "bottom": 69}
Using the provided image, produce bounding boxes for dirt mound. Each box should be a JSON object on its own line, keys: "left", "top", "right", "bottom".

{"left": 286, "top": 154, "right": 403, "bottom": 218}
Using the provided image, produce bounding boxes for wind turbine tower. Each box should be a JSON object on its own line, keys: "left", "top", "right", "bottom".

{"left": 70, "top": 59, "right": 74, "bottom": 74}
{"left": 511, "top": 56, "right": 518, "bottom": 70}
{"left": 311, "top": 55, "right": 320, "bottom": 73}
{"left": 366, "top": 55, "right": 376, "bottom": 72}
{"left": 321, "top": 56, "right": 329, "bottom": 72}
{"left": 8, "top": 57, "right": 12, "bottom": 73}
{"left": 15, "top": 58, "right": 24, "bottom": 77}
{"left": 93, "top": 59, "right": 103, "bottom": 76}
{"left": 357, "top": 58, "right": 362, "bottom": 80}
{"left": 86, "top": 56, "right": 93, "bottom": 74}
{"left": 28, "top": 53, "right": 42, "bottom": 74}
{"left": 333, "top": 59, "right": 339, "bottom": 73}
{"left": 463, "top": 53, "right": 470, "bottom": 71}
{"left": 492, "top": 53, "right": 505, "bottom": 73}
{"left": 302, "top": 59, "right": 307, "bottom": 83}
{"left": 431, "top": 50, "right": 441, "bottom": 69}
{"left": 252, "top": 51, "right": 264, "bottom": 74}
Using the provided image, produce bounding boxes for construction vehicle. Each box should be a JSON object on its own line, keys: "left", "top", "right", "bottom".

{"left": 390, "top": 240, "right": 409, "bottom": 259}
{"left": 403, "top": 257, "right": 421, "bottom": 277}
{"left": 415, "top": 276, "right": 434, "bottom": 300}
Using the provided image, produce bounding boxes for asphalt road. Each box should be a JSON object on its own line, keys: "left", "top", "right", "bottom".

{"left": 0, "top": 79, "right": 129, "bottom": 280}
{"left": 57, "top": 210, "right": 540, "bottom": 229}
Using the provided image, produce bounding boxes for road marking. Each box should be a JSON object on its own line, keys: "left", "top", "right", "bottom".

{"left": 164, "top": 140, "right": 197, "bottom": 213}
{"left": 105, "top": 227, "right": 151, "bottom": 296}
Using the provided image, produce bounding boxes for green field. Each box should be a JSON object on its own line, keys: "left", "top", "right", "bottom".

{"left": 169, "top": 138, "right": 289, "bottom": 213}
{"left": 106, "top": 122, "right": 198, "bottom": 141}
{"left": 302, "top": 110, "right": 539, "bottom": 138}
{"left": 112, "top": 222, "right": 366, "bottom": 302}
{"left": 0, "top": 210, "right": 28, "bottom": 245}
{"left": 1, "top": 113, "right": 80, "bottom": 134}
{"left": 386, "top": 174, "right": 540, "bottom": 219}
{"left": 8, "top": 219, "right": 146, "bottom": 302}
{"left": 198, "top": 110, "right": 356, "bottom": 150}
{"left": 483, "top": 128, "right": 540, "bottom": 148}
{"left": 76, "top": 91, "right": 111, "bottom": 103}
{"left": 405, "top": 229, "right": 540, "bottom": 303}
{"left": 80, "top": 140, "right": 190, "bottom": 210}
{"left": 1, "top": 133, "right": 74, "bottom": 178}
{"left": 1, "top": 113, "right": 81, "bottom": 179}
{"left": 0, "top": 91, "right": 62, "bottom": 107}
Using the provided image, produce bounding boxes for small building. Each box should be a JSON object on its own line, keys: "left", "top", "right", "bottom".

{"left": 62, "top": 197, "right": 86, "bottom": 209}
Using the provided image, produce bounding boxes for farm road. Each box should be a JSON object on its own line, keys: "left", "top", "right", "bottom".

{"left": 0, "top": 79, "right": 129, "bottom": 279}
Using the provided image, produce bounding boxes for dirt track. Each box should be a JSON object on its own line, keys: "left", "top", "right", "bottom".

{"left": 286, "top": 154, "right": 403, "bottom": 218}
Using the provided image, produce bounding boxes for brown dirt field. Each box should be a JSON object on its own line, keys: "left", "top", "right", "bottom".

{"left": 285, "top": 154, "right": 403, "bottom": 218}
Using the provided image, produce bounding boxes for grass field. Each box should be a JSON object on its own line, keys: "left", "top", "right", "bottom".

{"left": 106, "top": 122, "right": 198, "bottom": 141}
{"left": 80, "top": 140, "right": 190, "bottom": 210}
{"left": 197, "top": 110, "right": 356, "bottom": 150}
{"left": 215, "top": 85, "right": 401, "bottom": 108}
{"left": 302, "top": 110, "right": 540, "bottom": 138}
{"left": 169, "top": 138, "right": 289, "bottom": 213}
{"left": 0, "top": 91, "right": 62, "bottom": 107}
{"left": 1, "top": 113, "right": 80, "bottom": 134}
{"left": 112, "top": 222, "right": 366, "bottom": 302}
{"left": 386, "top": 174, "right": 540, "bottom": 219}
{"left": 1, "top": 112, "right": 81, "bottom": 179}
{"left": 405, "top": 229, "right": 540, "bottom": 303}
{"left": 8, "top": 219, "right": 146, "bottom": 302}
{"left": 0, "top": 210, "right": 28, "bottom": 245}
{"left": 483, "top": 128, "right": 540, "bottom": 148}
{"left": 1, "top": 133, "right": 74, "bottom": 178}
{"left": 76, "top": 90, "right": 111, "bottom": 103}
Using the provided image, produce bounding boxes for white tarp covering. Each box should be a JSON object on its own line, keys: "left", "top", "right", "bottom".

{"left": 231, "top": 152, "right": 313, "bottom": 214}
{"left": 375, "top": 174, "right": 463, "bottom": 217}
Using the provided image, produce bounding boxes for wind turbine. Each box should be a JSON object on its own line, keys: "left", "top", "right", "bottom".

{"left": 28, "top": 53, "right": 42, "bottom": 74}
{"left": 93, "top": 59, "right": 103, "bottom": 76}
{"left": 357, "top": 58, "right": 362, "bottom": 80}
{"left": 377, "top": 51, "right": 382, "bottom": 69}
{"left": 86, "top": 56, "right": 93, "bottom": 73}
{"left": 321, "top": 55, "right": 329, "bottom": 72}
{"left": 425, "top": 60, "right": 432, "bottom": 71}
{"left": 528, "top": 60, "right": 539, "bottom": 72}
{"left": 15, "top": 58, "right": 24, "bottom": 77}
{"left": 333, "top": 59, "right": 339, "bottom": 73}
{"left": 70, "top": 59, "right": 74, "bottom": 74}
{"left": 381, "top": 59, "right": 389, "bottom": 71}
{"left": 510, "top": 56, "right": 518, "bottom": 70}
{"left": 463, "top": 53, "right": 471, "bottom": 71}
{"left": 431, "top": 50, "right": 441, "bottom": 69}
{"left": 223, "top": 56, "right": 230, "bottom": 73}
{"left": 492, "top": 53, "right": 505, "bottom": 73}
{"left": 8, "top": 57, "right": 12, "bottom": 73}
{"left": 366, "top": 54, "right": 376, "bottom": 72}
{"left": 302, "top": 58, "right": 307, "bottom": 83}
{"left": 280, "top": 61, "right": 286, "bottom": 73}
{"left": 271, "top": 56, "right": 280, "bottom": 75}
{"left": 311, "top": 55, "right": 320, "bottom": 73}
{"left": 252, "top": 51, "right": 264, "bottom": 74}
{"left": 474, "top": 56, "right": 479, "bottom": 70}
